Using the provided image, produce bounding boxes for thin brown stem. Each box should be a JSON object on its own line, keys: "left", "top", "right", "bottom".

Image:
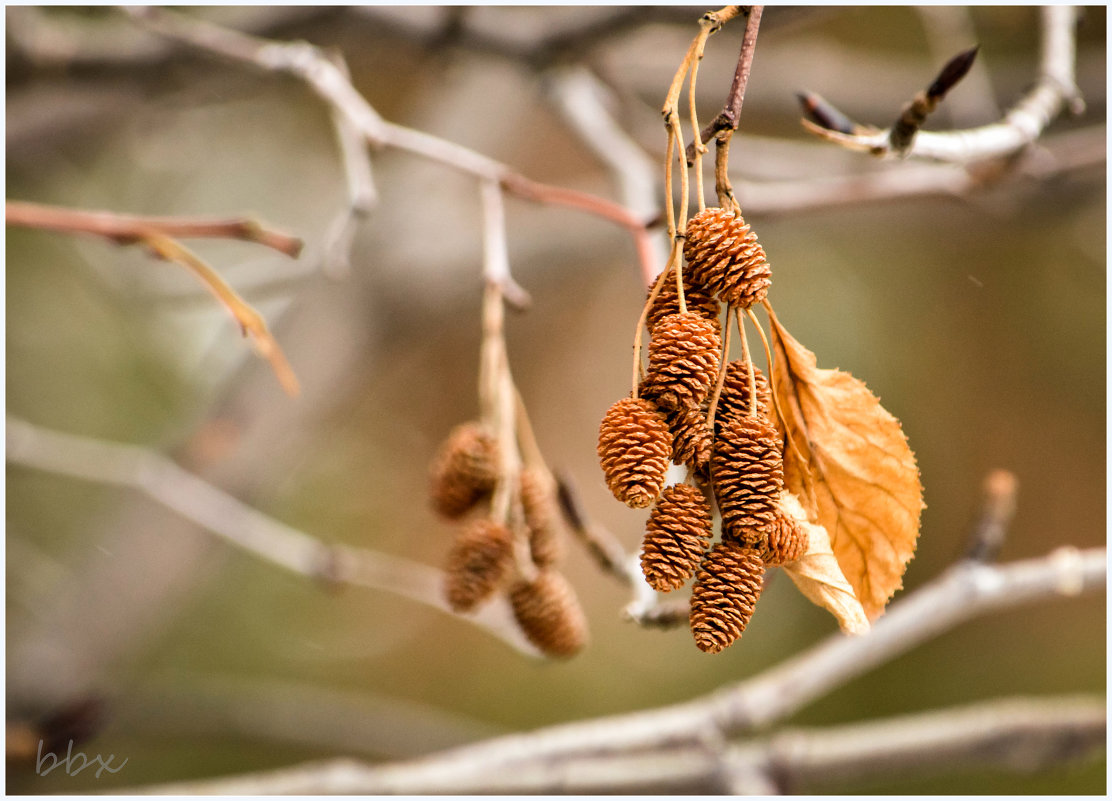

{"left": 631, "top": 241, "right": 680, "bottom": 397}
{"left": 6, "top": 200, "right": 304, "bottom": 257}
{"left": 735, "top": 307, "right": 756, "bottom": 417}
{"left": 705, "top": 304, "right": 733, "bottom": 431}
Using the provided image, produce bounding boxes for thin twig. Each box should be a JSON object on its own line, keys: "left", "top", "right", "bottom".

{"left": 800, "top": 7, "right": 1084, "bottom": 163}
{"left": 125, "top": 6, "right": 655, "bottom": 283}
{"left": 479, "top": 180, "right": 531, "bottom": 311}
{"left": 127, "top": 690, "right": 1105, "bottom": 794}
{"left": 6, "top": 200, "right": 303, "bottom": 257}
{"left": 554, "top": 472, "right": 635, "bottom": 587}
{"left": 4, "top": 416, "right": 540, "bottom": 658}
{"left": 686, "top": 6, "right": 764, "bottom": 163}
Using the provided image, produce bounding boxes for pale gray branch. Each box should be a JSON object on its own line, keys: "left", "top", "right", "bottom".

{"left": 808, "top": 7, "right": 1083, "bottom": 163}
{"left": 124, "top": 542, "right": 1104, "bottom": 793}
{"left": 128, "top": 695, "right": 1104, "bottom": 794}
{"left": 5, "top": 416, "right": 539, "bottom": 658}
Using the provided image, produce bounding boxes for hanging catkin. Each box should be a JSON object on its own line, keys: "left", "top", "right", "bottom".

{"left": 689, "top": 540, "right": 765, "bottom": 654}
{"left": 520, "top": 467, "right": 563, "bottom": 568}
{"left": 642, "top": 312, "right": 722, "bottom": 410}
{"left": 715, "top": 360, "right": 773, "bottom": 430}
{"left": 647, "top": 266, "right": 722, "bottom": 336}
{"left": 759, "top": 513, "right": 810, "bottom": 565}
{"left": 509, "top": 570, "right": 588, "bottom": 658}
{"left": 597, "top": 397, "right": 673, "bottom": 508}
{"left": 712, "top": 416, "right": 784, "bottom": 545}
{"left": 683, "top": 207, "right": 772, "bottom": 310}
{"left": 640, "top": 483, "right": 714, "bottom": 591}
{"left": 443, "top": 519, "right": 514, "bottom": 612}
{"left": 429, "top": 422, "right": 499, "bottom": 519}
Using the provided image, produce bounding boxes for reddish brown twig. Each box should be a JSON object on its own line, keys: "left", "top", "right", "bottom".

{"left": 6, "top": 200, "right": 303, "bottom": 257}
{"left": 685, "top": 6, "right": 764, "bottom": 164}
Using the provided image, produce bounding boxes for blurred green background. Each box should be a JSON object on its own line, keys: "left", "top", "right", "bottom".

{"left": 6, "top": 6, "right": 1105, "bottom": 793}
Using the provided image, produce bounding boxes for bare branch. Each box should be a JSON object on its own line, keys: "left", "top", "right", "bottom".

{"left": 801, "top": 7, "right": 1084, "bottom": 163}
{"left": 686, "top": 6, "right": 764, "bottom": 163}
{"left": 125, "top": 7, "right": 654, "bottom": 277}
{"left": 127, "top": 694, "right": 1104, "bottom": 794}
{"left": 5, "top": 200, "right": 303, "bottom": 257}
{"left": 4, "top": 417, "right": 540, "bottom": 658}
{"left": 479, "top": 180, "right": 531, "bottom": 311}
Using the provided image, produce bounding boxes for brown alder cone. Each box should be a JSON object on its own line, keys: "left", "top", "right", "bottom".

{"left": 429, "top": 422, "right": 498, "bottom": 519}
{"left": 443, "top": 519, "right": 514, "bottom": 612}
{"left": 683, "top": 207, "right": 772, "bottom": 309}
{"left": 712, "top": 416, "right": 784, "bottom": 545}
{"left": 509, "top": 570, "right": 588, "bottom": 658}
{"left": 715, "top": 360, "right": 773, "bottom": 431}
{"left": 646, "top": 266, "right": 722, "bottom": 336}
{"left": 642, "top": 312, "right": 722, "bottom": 411}
{"left": 689, "top": 540, "right": 766, "bottom": 654}
{"left": 597, "top": 397, "right": 673, "bottom": 508}
{"left": 520, "top": 467, "right": 563, "bottom": 567}
{"left": 640, "top": 483, "right": 714, "bottom": 591}
{"left": 758, "top": 513, "right": 810, "bottom": 565}
{"left": 665, "top": 404, "right": 713, "bottom": 474}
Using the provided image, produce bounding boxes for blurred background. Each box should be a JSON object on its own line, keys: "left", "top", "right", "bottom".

{"left": 6, "top": 6, "right": 1105, "bottom": 793}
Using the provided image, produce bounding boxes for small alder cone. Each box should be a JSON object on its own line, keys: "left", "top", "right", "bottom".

{"left": 759, "top": 513, "right": 809, "bottom": 566}
{"left": 664, "top": 404, "right": 713, "bottom": 474}
{"left": 509, "top": 570, "right": 588, "bottom": 658}
{"left": 642, "top": 312, "right": 722, "bottom": 411}
{"left": 647, "top": 267, "right": 722, "bottom": 336}
{"left": 715, "top": 361, "right": 773, "bottom": 430}
{"left": 443, "top": 519, "right": 514, "bottom": 612}
{"left": 520, "top": 467, "right": 563, "bottom": 567}
{"left": 683, "top": 207, "right": 772, "bottom": 310}
{"left": 597, "top": 397, "right": 673, "bottom": 509}
{"left": 689, "top": 540, "right": 766, "bottom": 654}
{"left": 640, "top": 483, "right": 714, "bottom": 591}
{"left": 429, "top": 422, "right": 498, "bottom": 519}
{"left": 712, "top": 416, "right": 784, "bottom": 545}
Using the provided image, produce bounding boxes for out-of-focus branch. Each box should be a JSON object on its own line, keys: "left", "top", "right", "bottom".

{"left": 129, "top": 694, "right": 1105, "bottom": 794}
{"left": 734, "top": 125, "right": 1105, "bottom": 214}
{"left": 125, "top": 7, "right": 656, "bottom": 282}
{"left": 7, "top": 200, "right": 302, "bottom": 395}
{"left": 4, "top": 417, "right": 539, "bottom": 658}
{"left": 547, "top": 66, "right": 667, "bottom": 285}
{"left": 801, "top": 7, "right": 1084, "bottom": 163}
{"left": 5, "top": 200, "right": 303, "bottom": 257}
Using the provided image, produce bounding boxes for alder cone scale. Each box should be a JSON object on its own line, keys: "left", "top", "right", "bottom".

{"left": 640, "top": 483, "right": 714, "bottom": 591}
{"left": 429, "top": 422, "right": 499, "bottom": 519}
{"left": 689, "top": 540, "right": 766, "bottom": 654}
{"left": 520, "top": 467, "right": 563, "bottom": 567}
{"left": 642, "top": 312, "right": 721, "bottom": 411}
{"left": 664, "top": 404, "right": 713, "bottom": 474}
{"left": 684, "top": 207, "right": 772, "bottom": 310}
{"left": 647, "top": 267, "right": 722, "bottom": 336}
{"left": 510, "top": 570, "right": 588, "bottom": 658}
{"left": 712, "top": 416, "right": 784, "bottom": 545}
{"left": 597, "top": 397, "right": 673, "bottom": 508}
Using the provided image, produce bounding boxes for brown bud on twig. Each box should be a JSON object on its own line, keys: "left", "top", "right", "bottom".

{"left": 510, "top": 570, "right": 588, "bottom": 658}
{"left": 690, "top": 540, "right": 765, "bottom": 654}
{"left": 647, "top": 267, "right": 722, "bottom": 337}
{"left": 597, "top": 397, "right": 673, "bottom": 509}
{"left": 520, "top": 467, "right": 563, "bottom": 568}
{"left": 758, "top": 513, "right": 809, "bottom": 565}
{"left": 429, "top": 422, "right": 498, "bottom": 519}
{"left": 712, "top": 416, "right": 784, "bottom": 545}
{"left": 684, "top": 207, "right": 772, "bottom": 310}
{"left": 641, "top": 483, "right": 714, "bottom": 591}
{"left": 443, "top": 519, "right": 514, "bottom": 612}
{"left": 642, "top": 312, "right": 722, "bottom": 410}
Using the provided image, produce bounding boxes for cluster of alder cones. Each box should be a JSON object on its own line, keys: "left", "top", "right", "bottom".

{"left": 598, "top": 206, "right": 809, "bottom": 654}
{"left": 429, "top": 421, "right": 587, "bottom": 658}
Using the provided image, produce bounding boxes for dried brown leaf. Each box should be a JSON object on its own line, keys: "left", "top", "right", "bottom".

{"left": 767, "top": 307, "right": 924, "bottom": 620}
{"left": 778, "top": 491, "right": 869, "bottom": 635}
